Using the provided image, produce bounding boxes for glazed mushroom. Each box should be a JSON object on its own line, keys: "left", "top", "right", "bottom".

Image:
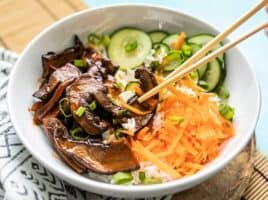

{"left": 67, "top": 76, "right": 111, "bottom": 135}
{"left": 42, "top": 117, "right": 139, "bottom": 174}
{"left": 42, "top": 35, "right": 84, "bottom": 78}
{"left": 118, "top": 67, "right": 158, "bottom": 133}
{"left": 82, "top": 48, "right": 119, "bottom": 80}
{"left": 33, "top": 63, "right": 81, "bottom": 101}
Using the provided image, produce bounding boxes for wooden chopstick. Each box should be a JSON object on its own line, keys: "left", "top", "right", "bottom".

{"left": 165, "top": 0, "right": 268, "bottom": 80}
{"left": 138, "top": 22, "right": 268, "bottom": 103}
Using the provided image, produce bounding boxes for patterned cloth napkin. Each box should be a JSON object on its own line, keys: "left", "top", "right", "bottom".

{"left": 0, "top": 48, "right": 171, "bottom": 200}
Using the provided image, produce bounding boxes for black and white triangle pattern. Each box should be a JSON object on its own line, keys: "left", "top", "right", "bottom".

{"left": 0, "top": 48, "right": 172, "bottom": 200}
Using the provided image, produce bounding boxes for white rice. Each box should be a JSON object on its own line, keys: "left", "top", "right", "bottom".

{"left": 122, "top": 118, "right": 136, "bottom": 132}
{"left": 208, "top": 95, "right": 221, "bottom": 104}
{"left": 153, "top": 112, "right": 164, "bottom": 130}
{"left": 176, "top": 86, "right": 196, "bottom": 96}
{"left": 119, "top": 91, "right": 135, "bottom": 102}
{"left": 144, "top": 48, "right": 167, "bottom": 68}
{"left": 114, "top": 69, "right": 138, "bottom": 88}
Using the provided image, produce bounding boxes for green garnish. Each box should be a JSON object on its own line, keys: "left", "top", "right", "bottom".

{"left": 88, "top": 33, "right": 102, "bottom": 45}
{"left": 168, "top": 116, "right": 184, "bottom": 124}
{"left": 88, "top": 101, "right": 97, "bottom": 111}
{"left": 59, "top": 98, "right": 72, "bottom": 118}
{"left": 143, "top": 177, "right": 162, "bottom": 184}
{"left": 162, "top": 50, "right": 185, "bottom": 72}
{"left": 151, "top": 61, "right": 160, "bottom": 71}
{"left": 125, "top": 39, "right": 138, "bottom": 52}
{"left": 138, "top": 171, "right": 146, "bottom": 182}
{"left": 115, "top": 128, "right": 122, "bottom": 139}
{"left": 69, "top": 127, "right": 88, "bottom": 140}
{"left": 74, "top": 59, "right": 87, "bottom": 67}
{"left": 119, "top": 66, "right": 127, "bottom": 72}
{"left": 217, "top": 86, "right": 230, "bottom": 100}
{"left": 182, "top": 44, "right": 192, "bottom": 56}
{"left": 219, "top": 103, "right": 235, "bottom": 121}
{"left": 198, "top": 80, "right": 209, "bottom": 90}
{"left": 112, "top": 172, "right": 133, "bottom": 184}
{"left": 138, "top": 171, "right": 162, "bottom": 184}
{"left": 102, "top": 34, "right": 111, "bottom": 47}
{"left": 113, "top": 82, "right": 122, "bottom": 90}
{"left": 118, "top": 110, "right": 131, "bottom": 117}
{"left": 75, "top": 106, "right": 86, "bottom": 117}
{"left": 189, "top": 70, "right": 199, "bottom": 83}
{"left": 112, "top": 119, "right": 118, "bottom": 125}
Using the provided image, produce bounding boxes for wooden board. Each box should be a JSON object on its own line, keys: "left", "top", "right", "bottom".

{"left": 0, "top": 0, "right": 87, "bottom": 52}
{"left": 173, "top": 138, "right": 255, "bottom": 200}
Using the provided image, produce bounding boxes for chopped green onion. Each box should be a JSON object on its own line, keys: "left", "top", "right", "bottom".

{"left": 115, "top": 128, "right": 122, "bottom": 139}
{"left": 74, "top": 59, "right": 87, "bottom": 67}
{"left": 139, "top": 171, "right": 146, "bottom": 182}
{"left": 75, "top": 106, "right": 86, "bottom": 117}
{"left": 101, "top": 34, "right": 111, "bottom": 47}
{"left": 88, "top": 101, "right": 97, "bottom": 111}
{"left": 70, "top": 127, "right": 86, "bottom": 140}
{"left": 112, "top": 119, "right": 118, "bottom": 125}
{"left": 162, "top": 50, "right": 185, "bottom": 72}
{"left": 119, "top": 66, "right": 127, "bottom": 72}
{"left": 182, "top": 44, "right": 192, "bottom": 57}
{"left": 59, "top": 98, "right": 72, "bottom": 118}
{"left": 125, "top": 39, "right": 138, "bottom": 52}
{"left": 112, "top": 172, "right": 133, "bottom": 185}
{"left": 198, "top": 80, "right": 209, "bottom": 90}
{"left": 189, "top": 70, "right": 199, "bottom": 83}
{"left": 138, "top": 171, "right": 162, "bottom": 184}
{"left": 118, "top": 110, "right": 131, "bottom": 117}
{"left": 143, "top": 177, "right": 162, "bottom": 184}
{"left": 113, "top": 82, "right": 122, "bottom": 89}
{"left": 88, "top": 33, "right": 102, "bottom": 45}
{"left": 168, "top": 116, "right": 184, "bottom": 124}
{"left": 217, "top": 86, "right": 230, "bottom": 100}
{"left": 219, "top": 103, "right": 235, "bottom": 121}
{"left": 151, "top": 61, "right": 160, "bottom": 71}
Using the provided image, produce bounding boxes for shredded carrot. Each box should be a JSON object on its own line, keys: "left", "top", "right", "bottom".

{"left": 129, "top": 76, "right": 235, "bottom": 178}
{"left": 119, "top": 100, "right": 151, "bottom": 115}
{"left": 134, "top": 85, "right": 144, "bottom": 96}
{"left": 137, "top": 126, "right": 150, "bottom": 139}
{"left": 172, "top": 32, "right": 186, "bottom": 50}
{"left": 120, "top": 130, "right": 135, "bottom": 136}
{"left": 132, "top": 141, "right": 181, "bottom": 178}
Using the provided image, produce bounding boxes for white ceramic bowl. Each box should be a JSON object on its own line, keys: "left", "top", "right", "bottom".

{"left": 7, "top": 4, "right": 260, "bottom": 198}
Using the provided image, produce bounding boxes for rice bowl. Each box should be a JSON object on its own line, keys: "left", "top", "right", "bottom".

{"left": 7, "top": 4, "right": 260, "bottom": 198}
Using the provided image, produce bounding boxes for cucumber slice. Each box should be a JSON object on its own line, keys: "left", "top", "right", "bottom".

{"left": 149, "top": 31, "right": 168, "bottom": 43}
{"left": 108, "top": 28, "right": 152, "bottom": 69}
{"left": 189, "top": 43, "right": 201, "bottom": 54}
{"left": 187, "top": 34, "right": 224, "bottom": 62}
{"left": 162, "top": 34, "right": 179, "bottom": 49}
{"left": 153, "top": 43, "right": 170, "bottom": 57}
{"left": 188, "top": 43, "right": 207, "bottom": 78}
{"left": 200, "top": 58, "right": 223, "bottom": 91}
{"left": 162, "top": 51, "right": 184, "bottom": 72}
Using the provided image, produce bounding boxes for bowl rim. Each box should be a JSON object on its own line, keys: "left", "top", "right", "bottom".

{"left": 7, "top": 3, "right": 261, "bottom": 196}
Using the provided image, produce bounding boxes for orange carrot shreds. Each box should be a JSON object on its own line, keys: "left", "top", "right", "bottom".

{"left": 130, "top": 79, "right": 235, "bottom": 178}
{"left": 120, "top": 129, "right": 135, "bottom": 136}
{"left": 137, "top": 127, "right": 150, "bottom": 139}
{"left": 172, "top": 32, "right": 186, "bottom": 50}
{"left": 119, "top": 100, "right": 151, "bottom": 115}
{"left": 180, "top": 76, "right": 205, "bottom": 92}
{"left": 132, "top": 141, "right": 181, "bottom": 178}
{"left": 158, "top": 128, "right": 183, "bottom": 157}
